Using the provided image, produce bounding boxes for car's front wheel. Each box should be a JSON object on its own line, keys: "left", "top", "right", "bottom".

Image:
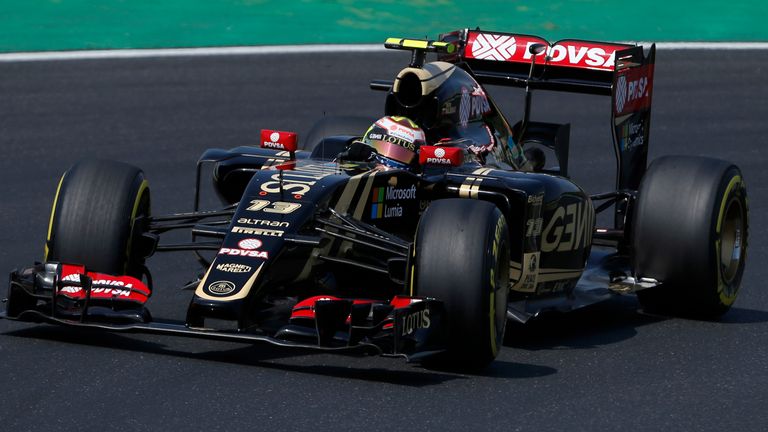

{"left": 45, "top": 159, "right": 151, "bottom": 277}
{"left": 414, "top": 199, "right": 509, "bottom": 369}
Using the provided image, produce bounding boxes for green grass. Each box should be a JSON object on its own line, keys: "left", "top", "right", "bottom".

{"left": 1, "top": 0, "right": 766, "bottom": 52}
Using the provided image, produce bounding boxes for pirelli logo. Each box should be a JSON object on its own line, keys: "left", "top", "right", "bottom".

{"left": 231, "top": 226, "right": 284, "bottom": 237}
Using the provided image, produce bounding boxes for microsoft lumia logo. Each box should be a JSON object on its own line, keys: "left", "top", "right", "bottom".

{"left": 371, "top": 187, "right": 386, "bottom": 219}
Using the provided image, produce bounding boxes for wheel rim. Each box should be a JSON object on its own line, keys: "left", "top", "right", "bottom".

{"left": 719, "top": 196, "right": 744, "bottom": 284}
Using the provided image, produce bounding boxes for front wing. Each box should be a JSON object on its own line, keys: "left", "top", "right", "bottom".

{"left": 2, "top": 265, "right": 447, "bottom": 362}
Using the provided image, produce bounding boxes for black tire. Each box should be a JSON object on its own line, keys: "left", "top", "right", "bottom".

{"left": 301, "top": 116, "right": 374, "bottom": 150}
{"left": 414, "top": 199, "right": 509, "bottom": 369}
{"left": 633, "top": 156, "right": 748, "bottom": 319}
{"left": 45, "top": 159, "right": 151, "bottom": 277}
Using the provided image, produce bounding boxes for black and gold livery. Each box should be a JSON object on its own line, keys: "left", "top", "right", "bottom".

{"left": 2, "top": 29, "right": 748, "bottom": 368}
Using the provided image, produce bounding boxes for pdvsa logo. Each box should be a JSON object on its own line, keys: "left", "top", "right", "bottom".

{"left": 238, "top": 238, "right": 262, "bottom": 250}
{"left": 471, "top": 33, "right": 517, "bottom": 61}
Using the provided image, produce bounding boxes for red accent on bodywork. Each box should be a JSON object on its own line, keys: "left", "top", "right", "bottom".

{"left": 289, "top": 295, "right": 420, "bottom": 323}
{"left": 613, "top": 63, "right": 654, "bottom": 116}
{"left": 58, "top": 264, "right": 150, "bottom": 304}
{"left": 464, "top": 30, "right": 630, "bottom": 72}
{"left": 419, "top": 145, "right": 463, "bottom": 167}
{"left": 260, "top": 129, "right": 298, "bottom": 152}
{"left": 390, "top": 296, "right": 420, "bottom": 308}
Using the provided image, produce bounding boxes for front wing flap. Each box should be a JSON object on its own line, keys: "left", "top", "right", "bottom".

{"left": 2, "top": 265, "right": 447, "bottom": 362}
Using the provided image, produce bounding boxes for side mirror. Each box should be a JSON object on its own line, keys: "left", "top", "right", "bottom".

{"left": 528, "top": 43, "right": 547, "bottom": 56}
{"left": 260, "top": 129, "right": 298, "bottom": 153}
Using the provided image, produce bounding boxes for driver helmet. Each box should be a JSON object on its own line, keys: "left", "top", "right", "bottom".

{"left": 360, "top": 116, "right": 426, "bottom": 169}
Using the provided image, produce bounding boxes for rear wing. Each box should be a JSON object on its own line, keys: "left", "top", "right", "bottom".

{"left": 436, "top": 29, "right": 656, "bottom": 191}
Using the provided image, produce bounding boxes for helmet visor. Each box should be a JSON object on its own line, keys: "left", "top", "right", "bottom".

{"left": 367, "top": 139, "right": 417, "bottom": 165}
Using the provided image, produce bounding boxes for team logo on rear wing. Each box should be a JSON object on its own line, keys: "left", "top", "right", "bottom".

{"left": 464, "top": 31, "right": 632, "bottom": 71}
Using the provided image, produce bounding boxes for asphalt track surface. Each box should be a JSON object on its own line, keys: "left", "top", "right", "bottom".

{"left": 1, "top": 50, "right": 767, "bottom": 431}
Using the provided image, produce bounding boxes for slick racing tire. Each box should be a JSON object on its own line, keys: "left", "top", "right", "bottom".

{"left": 414, "top": 199, "right": 509, "bottom": 369}
{"left": 633, "top": 156, "right": 748, "bottom": 319}
{"left": 45, "top": 159, "right": 151, "bottom": 277}
{"left": 302, "top": 116, "right": 374, "bottom": 150}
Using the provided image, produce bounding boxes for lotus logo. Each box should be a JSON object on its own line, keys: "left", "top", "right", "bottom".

{"left": 270, "top": 132, "right": 280, "bottom": 142}
{"left": 208, "top": 280, "right": 235, "bottom": 295}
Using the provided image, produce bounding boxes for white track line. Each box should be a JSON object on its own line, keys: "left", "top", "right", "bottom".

{"left": 0, "top": 42, "right": 767, "bottom": 62}
{"left": 0, "top": 44, "right": 383, "bottom": 62}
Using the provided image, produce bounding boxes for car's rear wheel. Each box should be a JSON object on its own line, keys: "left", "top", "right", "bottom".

{"left": 414, "top": 199, "right": 509, "bottom": 369}
{"left": 633, "top": 156, "right": 748, "bottom": 319}
{"left": 45, "top": 159, "right": 151, "bottom": 277}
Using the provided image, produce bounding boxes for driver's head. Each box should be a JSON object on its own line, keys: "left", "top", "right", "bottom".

{"left": 360, "top": 116, "right": 426, "bottom": 169}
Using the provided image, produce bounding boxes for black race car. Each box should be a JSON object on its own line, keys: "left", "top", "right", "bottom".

{"left": 2, "top": 29, "right": 748, "bottom": 369}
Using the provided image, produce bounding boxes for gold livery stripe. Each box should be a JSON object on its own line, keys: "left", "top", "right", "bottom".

{"left": 193, "top": 264, "right": 215, "bottom": 299}
{"left": 353, "top": 172, "right": 377, "bottom": 219}
{"left": 195, "top": 263, "right": 265, "bottom": 301}
{"left": 333, "top": 171, "right": 370, "bottom": 214}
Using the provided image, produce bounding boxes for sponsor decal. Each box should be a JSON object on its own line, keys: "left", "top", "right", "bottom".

{"left": 216, "top": 263, "right": 252, "bottom": 273}
{"left": 615, "top": 66, "right": 652, "bottom": 115}
{"left": 259, "top": 164, "right": 336, "bottom": 197}
{"left": 541, "top": 201, "right": 595, "bottom": 252}
{"left": 400, "top": 309, "right": 431, "bottom": 336}
{"left": 526, "top": 217, "right": 543, "bottom": 237}
{"left": 237, "top": 218, "right": 289, "bottom": 227}
{"left": 219, "top": 248, "right": 269, "bottom": 259}
{"left": 246, "top": 199, "right": 301, "bottom": 214}
{"left": 459, "top": 85, "right": 491, "bottom": 127}
{"left": 470, "top": 33, "right": 517, "bottom": 61}
{"left": 616, "top": 75, "right": 649, "bottom": 114}
{"left": 374, "top": 117, "right": 425, "bottom": 144}
{"left": 513, "top": 252, "right": 540, "bottom": 293}
{"left": 460, "top": 87, "right": 470, "bottom": 126}
{"left": 522, "top": 42, "right": 617, "bottom": 68}
{"left": 208, "top": 280, "right": 236, "bottom": 295}
{"left": 238, "top": 238, "right": 263, "bottom": 250}
{"left": 61, "top": 273, "right": 133, "bottom": 289}
{"left": 231, "top": 226, "right": 284, "bottom": 237}
{"left": 419, "top": 145, "right": 463, "bottom": 166}
{"left": 260, "top": 129, "right": 297, "bottom": 152}
{"left": 386, "top": 185, "right": 417, "bottom": 200}
{"left": 615, "top": 75, "right": 627, "bottom": 113}
{"left": 619, "top": 120, "right": 644, "bottom": 151}
{"left": 370, "top": 185, "right": 416, "bottom": 219}
{"left": 59, "top": 285, "right": 132, "bottom": 297}
{"left": 464, "top": 31, "right": 626, "bottom": 71}
{"left": 386, "top": 135, "right": 416, "bottom": 150}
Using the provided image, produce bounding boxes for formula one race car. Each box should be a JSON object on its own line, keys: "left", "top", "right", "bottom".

{"left": 2, "top": 29, "right": 748, "bottom": 369}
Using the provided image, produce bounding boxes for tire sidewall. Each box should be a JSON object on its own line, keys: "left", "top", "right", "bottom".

{"left": 414, "top": 199, "right": 509, "bottom": 366}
